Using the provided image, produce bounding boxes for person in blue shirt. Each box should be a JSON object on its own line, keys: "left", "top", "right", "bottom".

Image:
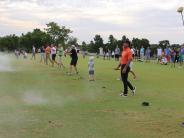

{"left": 140, "top": 46, "right": 145, "bottom": 61}
{"left": 164, "top": 47, "right": 170, "bottom": 63}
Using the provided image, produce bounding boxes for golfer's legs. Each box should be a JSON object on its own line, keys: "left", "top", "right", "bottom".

{"left": 121, "top": 72, "right": 128, "bottom": 95}
{"left": 127, "top": 80, "right": 134, "bottom": 90}
{"left": 121, "top": 66, "right": 128, "bottom": 95}
{"left": 126, "top": 67, "right": 134, "bottom": 90}
{"left": 121, "top": 66, "right": 134, "bottom": 95}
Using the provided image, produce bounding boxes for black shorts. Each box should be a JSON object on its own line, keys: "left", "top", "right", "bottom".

{"left": 175, "top": 56, "right": 179, "bottom": 63}
{"left": 70, "top": 58, "right": 78, "bottom": 66}
{"left": 89, "top": 70, "right": 94, "bottom": 75}
{"left": 115, "top": 54, "right": 119, "bottom": 59}
{"left": 52, "top": 54, "right": 56, "bottom": 61}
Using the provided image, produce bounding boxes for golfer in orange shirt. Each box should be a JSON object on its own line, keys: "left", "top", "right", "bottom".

{"left": 115, "top": 40, "right": 136, "bottom": 97}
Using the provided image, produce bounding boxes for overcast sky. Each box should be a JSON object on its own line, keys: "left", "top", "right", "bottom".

{"left": 0, "top": 0, "right": 184, "bottom": 44}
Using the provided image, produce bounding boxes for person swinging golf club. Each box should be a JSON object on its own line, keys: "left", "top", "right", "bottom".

{"left": 115, "top": 40, "right": 136, "bottom": 97}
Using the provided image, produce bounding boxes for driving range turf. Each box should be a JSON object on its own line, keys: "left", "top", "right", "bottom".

{"left": 0, "top": 54, "right": 184, "bottom": 138}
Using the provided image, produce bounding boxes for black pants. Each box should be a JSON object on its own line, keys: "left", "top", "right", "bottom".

{"left": 121, "top": 64, "right": 134, "bottom": 95}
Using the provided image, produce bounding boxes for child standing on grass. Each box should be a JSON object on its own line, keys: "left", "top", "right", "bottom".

{"left": 88, "top": 56, "right": 95, "bottom": 81}
{"left": 57, "top": 44, "right": 65, "bottom": 69}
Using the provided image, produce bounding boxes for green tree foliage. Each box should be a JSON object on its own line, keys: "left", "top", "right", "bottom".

{"left": 132, "top": 38, "right": 142, "bottom": 49}
{"left": 141, "top": 38, "right": 150, "bottom": 49}
{"left": 159, "top": 40, "right": 170, "bottom": 49}
{"left": 20, "top": 29, "right": 52, "bottom": 51}
{"left": 90, "top": 35, "right": 104, "bottom": 53}
{"left": 0, "top": 34, "right": 19, "bottom": 51}
{"left": 132, "top": 38, "right": 150, "bottom": 49}
{"left": 108, "top": 35, "right": 117, "bottom": 51}
{"left": 45, "top": 22, "right": 72, "bottom": 45}
{"left": 81, "top": 41, "right": 87, "bottom": 51}
{"left": 88, "top": 40, "right": 95, "bottom": 53}
{"left": 0, "top": 23, "right": 181, "bottom": 54}
{"left": 67, "top": 37, "right": 78, "bottom": 47}
{"left": 0, "top": 22, "right": 73, "bottom": 52}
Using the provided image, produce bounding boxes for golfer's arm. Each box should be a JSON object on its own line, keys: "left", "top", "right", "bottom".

{"left": 116, "top": 63, "right": 121, "bottom": 69}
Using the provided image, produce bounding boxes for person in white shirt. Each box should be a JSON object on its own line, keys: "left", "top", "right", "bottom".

{"left": 31, "top": 45, "right": 36, "bottom": 60}
{"left": 88, "top": 56, "right": 95, "bottom": 81}
{"left": 140, "top": 46, "right": 145, "bottom": 61}
{"left": 51, "top": 44, "right": 58, "bottom": 67}
{"left": 115, "top": 46, "right": 120, "bottom": 61}
{"left": 130, "top": 47, "right": 136, "bottom": 79}
{"left": 157, "top": 47, "right": 162, "bottom": 63}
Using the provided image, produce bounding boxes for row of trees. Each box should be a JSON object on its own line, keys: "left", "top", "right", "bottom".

{"left": 0, "top": 22, "right": 181, "bottom": 53}
{"left": 0, "top": 22, "right": 73, "bottom": 52}
{"left": 81, "top": 35, "right": 180, "bottom": 54}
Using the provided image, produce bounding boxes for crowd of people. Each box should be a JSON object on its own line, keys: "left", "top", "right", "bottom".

{"left": 102, "top": 45, "right": 184, "bottom": 68}
{"left": 14, "top": 42, "right": 184, "bottom": 97}
{"left": 158, "top": 46, "right": 184, "bottom": 67}
{"left": 14, "top": 44, "right": 80, "bottom": 75}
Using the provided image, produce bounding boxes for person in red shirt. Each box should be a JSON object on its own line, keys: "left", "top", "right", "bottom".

{"left": 115, "top": 40, "right": 136, "bottom": 97}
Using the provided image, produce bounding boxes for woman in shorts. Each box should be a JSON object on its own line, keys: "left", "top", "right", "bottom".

{"left": 51, "top": 44, "right": 58, "bottom": 67}
{"left": 65, "top": 45, "right": 79, "bottom": 75}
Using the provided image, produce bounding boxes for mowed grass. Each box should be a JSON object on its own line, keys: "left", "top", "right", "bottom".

{"left": 0, "top": 54, "right": 184, "bottom": 138}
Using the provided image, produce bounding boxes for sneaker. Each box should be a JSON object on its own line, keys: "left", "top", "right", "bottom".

{"left": 132, "top": 87, "right": 136, "bottom": 96}
{"left": 120, "top": 93, "right": 123, "bottom": 96}
{"left": 120, "top": 93, "right": 128, "bottom": 97}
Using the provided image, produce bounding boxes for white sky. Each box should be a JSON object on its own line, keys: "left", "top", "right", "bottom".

{"left": 0, "top": 0, "right": 184, "bottom": 44}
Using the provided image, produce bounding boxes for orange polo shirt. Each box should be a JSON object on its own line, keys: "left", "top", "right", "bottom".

{"left": 45, "top": 46, "right": 51, "bottom": 54}
{"left": 121, "top": 47, "right": 133, "bottom": 65}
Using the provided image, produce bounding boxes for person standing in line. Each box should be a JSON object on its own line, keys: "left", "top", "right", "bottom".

{"left": 137, "top": 48, "right": 140, "bottom": 60}
{"left": 112, "top": 51, "right": 115, "bottom": 59}
{"left": 130, "top": 47, "right": 137, "bottom": 79}
{"left": 57, "top": 44, "right": 65, "bottom": 69}
{"left": 14, "top": 49, "right": 19, "bottom": 59}
{"left": 88, "top": 56, "right": 95, "bottom": 81}
{"left": 174, "top": 49, "right": 180, "bottom": 67}
{"left": 140, "top": 46, "right": 145, "bottom": 61}
{"left": 108, "top": 49, "right": 111, "bottom": 60}
{"left": 170, "top": 47, "right": 176, "bottom": 68}
{"left": 115, "top": 40, "right": 136, "bottom": 97}
{"left": 164, "top": 47, "right": 171, "bottom": 63}
{"left": 179, "top": 46, "right": 184, "bottom": 67}
{"left": 103, "top": 47, "right": 107, "bottom": 60}
{"left": 51, "top": 44, "right": 58, "bottom": 67}
{"left": 40, "top": 46, "right": 45, "bottom": 63}
{"left": 45, "top": 44, "right": 52, "bottom": 65}
{"left": 115, "top": 46, "right": 120, "bottom": 61}
{"left": 66, "top": 45, "right": 79, "bottom": 75}
{"left": 131, "top": 47, "right": 135, "bottom": 59}
{"left": 145, "top": 47, "right": 151, "bottom": 62}
{"left": 31, "top": 45, "right": 36, "bottom": 60}
{"left": 157, "top": 47, "right": 162, "bottom": 64}
{"left": 181, "top": 45, "right": 184, "bottom": 66}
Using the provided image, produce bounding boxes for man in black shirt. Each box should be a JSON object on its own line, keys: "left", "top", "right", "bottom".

{"left": 66, "top": 45, "right": 79, "bottom": 75}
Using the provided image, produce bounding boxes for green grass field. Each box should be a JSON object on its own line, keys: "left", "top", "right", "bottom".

{"left": 0, "top": 54, "right": 184, "bottom": 138}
